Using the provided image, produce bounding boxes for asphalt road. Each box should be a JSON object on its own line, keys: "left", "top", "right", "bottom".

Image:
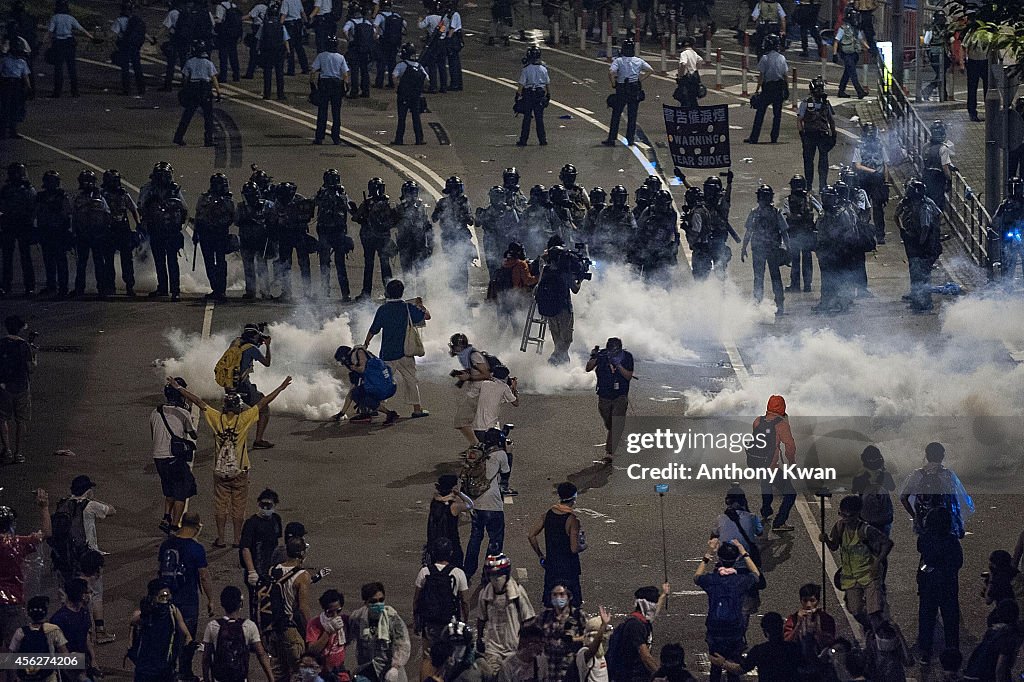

{"left": 2, "top": 2, "right": 1023, "bottom": 678}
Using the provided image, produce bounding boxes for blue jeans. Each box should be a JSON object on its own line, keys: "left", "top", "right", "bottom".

{"left": 464, "top": 509, "right": 505, "bottom": 578}
{"left": 760, "top": 477, "right": 796, "bottom": 527}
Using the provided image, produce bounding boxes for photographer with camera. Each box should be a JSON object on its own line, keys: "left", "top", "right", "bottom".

{"left": 215, "top": 323, "right": 276, "bottom": 449}
{"left": 448, "top": 333, "right": 491, "bottom": 449}
{"left": 534, "top": 236, "right": 585, "bottom": 366}
{"left": 585, "top": 337, "right": 634, "bottom": 464}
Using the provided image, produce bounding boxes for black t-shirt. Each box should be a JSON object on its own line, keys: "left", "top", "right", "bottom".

{"left": 238, "top": 513, "right": 283, "bottom": 577}
{"left": 0, "top": 337, "right": 32, "bottom": 394}
{"left": 594, "top": 350, "right": 634, "bottom": 400}
{"left": 613, "top": 615, "right": 652, "bottom": 681}
{"left": 740, "top": 641, "right": 802, "bottom": 682}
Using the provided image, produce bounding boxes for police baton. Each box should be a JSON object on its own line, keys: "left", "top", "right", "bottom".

{"left": 815, "top": 486, "right": 832, "bottom": 609}
{"left": 656, "top": 483, "right": 669, "bottom": 613}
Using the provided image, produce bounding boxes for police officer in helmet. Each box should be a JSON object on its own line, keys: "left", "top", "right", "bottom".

{"left": 0, "top": 163, "right": 36, "bottom": 296}
{"left": 432, "top": 175, "right": 476, "bottom": 295}
{"left": 395, "top": 179, "right": 434, "bottom": 277}
{"left": 101, "top": 169, "right": 141, "bottom": 296}
{"left": 741, "top": 183, "right": 790, "bottom": 315}
{"left": 194, "top": 173, "right": 235, "bottom": 302}
{"left": 516, "top": 45, "right": 550, "bottom": 146}
{"left": 71, "top": 169, "right": 114, "bottom": 299}
{"left": 393, "top": 42, "right": 428, "bottom": 145}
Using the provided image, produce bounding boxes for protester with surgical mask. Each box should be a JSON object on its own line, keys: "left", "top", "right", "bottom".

{"left": 575, "top": 606, "right": 611, "bottom": 682}
{"left": 694, "top": 539, "right": 761, "bottom": 682}
{"left": 238, "top": 488, "right": 283, "bottom": 619}
{"left": 539, "top": 583, "right": 586, "bottom": 682}
{"left": 498, "top": 623, "right": 549, "bottom": 682}
{"left": 297, "top": 652, "right": 327, "bottom": 682}
{"left": 477, "top": 553, "right": 537, "bottom": 679}
{"left": 606, "top": 585, "right": 670, "bottom": 682}
{"left": 306, "top": 589, "right": 350, "bottom": 680}
{"left": 349, "top": 581, "right": 411, "bottom": 682}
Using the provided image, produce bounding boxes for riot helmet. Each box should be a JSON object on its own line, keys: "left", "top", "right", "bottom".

{"left": 42, "top": 170, "right": 61, "bottom": 191}
{"left": 861, "top": 121, "right": 877, "bottom": 140}
{"left": 634, "top": 185, "right": 651, "bottom": 205}
{"left": 684, "top": 186, "right": 703, "bottom": 207}
{"left": 524, "top": 45, "right": 541, "bottom": 65}
{"left": 102, "top": 169, "right": 123, "bottom": 192}
{"left": 1008, "top": 176, "right": 1024, "bottom": 200}
{"left": 325, "top": 34, "right": 339, "bottom": 50}
{"left": 529, "top": 184, "right": 549, "bottom": 204}
{"left": 821, "top": 184, "right": 840, "bottom": 209}
{"left": 277, "top": 181, "right": 297, "bottom": 204}
{"left": 933, "top": 9, "right": 946, "bottom": 26}
{"left": 835, "top": 180, "right": 850, "bottom": 200}
{"left": 400, "top": 42, "right": 417, "bottom": 60}
{"left": 445, "top": 175, "right": 464, "bottom": 197}
{"left": 488, "top": 185, "right": 505, "bottom": 207}
{"left": 643, "top": 175, "right": 663, "bottom": 193}
{"left": 78, "top": 169, "right": 98, "bottom": 191}
{"left": 620, "top": 38, "right": 636, "bottom": 57}
{"left": 929, "top": 120, "right": 946, "bottom": 144}
{"left": 368, "top": 177, "right": 386, "bottom": 197}
{"left": 241, "top": 181, "right": 261, "bottom": 203}
{"left": 789, "top": 174, "right": 807, "bottom": 192}
{"left": 559, "top": 163, "right": 578, "bottom": 186}
{"left": 839, "top": 166, "right": 858, "bottom": 188}
{"left": 401, "top": 180, "right": 420, "bottom": 199}
{"left": 809, "top": 76, "right": 825, "bottom": 97}
{"left": 191, "top": 39, "right": 209, "bottom": 59}
{"left": 210, "top": 172, "right": 229, "bottom": 195}
{"left": 762, "top": 33, "right": 780, "bottom": 53}
{"left": 6, "top": 163, "right": 26, "bottom": 183}
{"left": 653, "top": 189, "right": 673, "bottom": 212}
{"left": 249, "top": 166, "right": 272, "bottom": 192}
{"left": 703, "top": 176, "right": 723, "bottom": 203}
{"left": 756, "top": 183, "right": 774, "bottom": 207}
{"left": 610, "top": 185, "right": 628, "bottom": 207}
{"left": 323, "top": 169, "right": 341, "bottom": 187}
{"left": 589, "top": 186, "right": 607, "bottom": 206}
{"left": 151, "top": 161, "right": 174, "bottom": 186}
{"left": 549, "top": 184, "right": 568, "bottom": 205}
{"left": 502, "top": 167, "right": 520, "bottom": 190}
{"left": 905, "top": 178, "right": 927, "bottom": 201}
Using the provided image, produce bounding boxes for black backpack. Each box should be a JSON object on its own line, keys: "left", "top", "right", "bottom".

{"left": 397, "top": 61, "right": 426, "bottom": 100}
{"left": 16, "top": 626, "right": 55, "bottom": 682}
{"left": 0, "top": 337, "right": 24, "bottom": 385}
{"left": 122, "top": 15, "right": 147, "bottom": 50}
{"left": 350, "top": 20, "right": 374, "bottom": 54}
{"left": 746, "top": 416, "right": 781, "bottom": 468}
{"left": 158, "top": 537, "right": 190, "bottom": 592}
{"left": 257, "top": 566, "right": 302, "bottom": 634}
{"left": 260, "top": 20, "right": 285, "bottom": 54}
{"left": 382, "top": 12, "right": 404, "bottom": 44}
{"left": 176, "top": 5, "right": 214, "bottom": 44}
{"left": 49, "top": 497, "right": 89, "bottom": 574}
{"left": 912, "top": 468, "right": 954, "bottom": 532}
{"left": 416, "top": 564, "right": 458, "bottom": 628}
{"left": 479, "top": 351, "right": 509, "bottom": 380}
{"left": 127, "top": 600, "right": 180, "bottom": 676}
{"left": 211, "top": 618, "right": 250, "bottom": 682}
{"left": 706, "top": 579, "right": 744, "bottom": 635}
{"left": 220, "top": 4, "right": 244, "bottom": 40}
{"left": 486, "top": 266, "right": 514, "bottom": 300}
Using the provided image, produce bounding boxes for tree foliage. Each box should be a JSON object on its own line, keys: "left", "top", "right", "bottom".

{"left": 946, "top": 0, "right": 1024, "bottom": 77}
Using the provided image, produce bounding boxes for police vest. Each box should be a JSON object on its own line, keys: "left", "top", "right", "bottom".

{"left": 74, "top": 194, "right": 112, "bottom": 236}
{"left": 237, "top": 201, "right": 269, "bottom": 248}
{"left": 103, "top": 190, "right": 133, "bottom": 225}
{"left": 787, "top": 195, "right": 815, "bottom": 230}
{"left": 197, "top": 193, "right": 235, "bottom": 228}
{"left": 859, "top": 140, "right": 884, "bottom": 170}
{"left": 839, "top": 24, "right": 858, "bottom": 52}
{"left": 802, "top": 98, "right": 832, "bottom": 136}
{"left": 315, "top": 188, "right": 349, "bottom": 230}
{"left": 757, "top": 1, "right": 780, "bottom": 23}
{"left": 923, "top": 142, "right": 945, "bottom": 171}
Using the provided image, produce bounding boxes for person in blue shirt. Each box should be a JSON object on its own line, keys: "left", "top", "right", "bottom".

{"left": 310, "top": 34, "right": 350, "bottom": 145}
{"left": 584, "top": 337, "right": 634, "bottom": 463}
{"left": 279, "top": 0, "right": 309, "bottom": 75}
{"left": 363, "top": 279, "right": 431, "bottom": 418}
{"left": 157, "top": 511, "right": 214, "bottom": 639}
{"left": 46, "top": 0, "right": 95, "bottom": 98}
{"left": 516, "top": 46, "right": 550, "bottom": 147}
{"left": 173, "top": 42, "right": 221, "bottom": 147}
{"left": 602, "top": 39, "right": 653, "bottom": 147}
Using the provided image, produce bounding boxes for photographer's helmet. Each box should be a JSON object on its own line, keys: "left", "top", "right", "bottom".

{"left": 277, "top": 181, "right": 297, "bottom": 204}
{"left": 703, "top": 176, "right": 723, "bottom": 201}
{"left": 809, "top": 75, "right": 826, "bottom": 97}
{"left": 1008, "top": 176, "right": 1024, "bottom": 200}
{"left": 402, "top": 180, "right": 420, "bottom": 199}
{"left": 529, "top": 184, "right": 549, "bottom": 204}
{"left": 589, "top": 186, "right": 607, "bottom": 206}
{"left": 504, "top": 241, "right": 526, "bottom": 260}
{"left": 249, "top": 166, "right": 272, "bottom": 192}
{"left": 905, "top": 178, "right": 927, "bottom": 202}
{"left": 653, "top": 188, "right": 673, "bottom": 211}
{"left": 368, "top": 177, "right": 386, "bottom": 198}
{"left": 0, "top": 505, "right": 15, "bottom": 533}
{"left": 835, "top": 180, "right": 850, "bottom": 200}
{"left": 241, "top": 181, "right": 262, "bottom": 203}
{"left": 756, "top": 183, "right": 774, "bottom": 207}
{"left": 502, "top": 167, "right": 520, "bottom": 190}
{"left": 241, "top": 322, "right": 263, "bottom": 344}
{"left": 861, "top": 121, "right": 877, "bottom": 140}
{"left": 839, "top": 166, "right": 858, "bottom": 188}
{"left": 102, "top": 169, "right": 123, "bottom": 192}
{"left": 482, "top": 426, "right": 507, "bottom": 449}
{"left": 223, "top": 391, "right": 243, "bottom": 412}
{"left": 549, "top": 184, "right": 568, "bottom": 205}
{"left": 484, "top": 553, "right": 512, "bottom": 576}
{"left": 445, "top": 175, "right": 464, "bottom": 197}
{"left": 448, "top": 333, "right": 469, "bottom": 354}
{"left": 620, "top": 37, "right": 636, "bottom": 57}
{"left": 559, "top": 163, "right": 578, "bottom": 186}
{"left": 643, "top": 174, "right": 663, "bottom": 193}
{"left": 762, "top": 33, "right": 780, "bottom": 53}
{"left": 7, "top": 162, "right": 26, "bottom": 183}
{"left": 323, "top": 169, "right": 342, "bottom": 187}
{"left": 164, "top": 377, "right": 188, "bottom": 406}
{"left": 684, "top": 186, "right": 703, "bottom": 207}
{"left": 42, "top": 170, "right": 61, "bottom": 191}
{"left": 399, "top": 42, "right": 418, "bottom": 60}
{"left": 78, "top": 169, "right": 98, "bottom": 191}
{"left": 929, "top": 119, "right": 946, "bottom": 144}
{"left": 488, "top": 185, "right": 505, "bottom": 207}
{"left": 610, "top": 185, "right": 628, "bottom": 207}
{"left": 820, "top": 184, "right": 840, "bottom": 209}
{"left": 210, "top": 172, "right": 229, "bottom": 195}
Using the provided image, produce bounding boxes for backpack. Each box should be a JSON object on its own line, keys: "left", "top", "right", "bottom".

{"left": 858, "top": 477, "right": 893, "bottom": 527}
{"left": 316, "top": 188, "right": 348, "bottom": 228}
{"left": 746, "top": 416, "right": 781, "bottom": 468}
{"left": 220, "top": 4, "right": 244, "bottom": 39}
{"left": 198, "top": 195, "right": 235, "bottom": 228}
{"left": 158, "top": 536, "right": 190, "bottom": 592}
{"left": 122, "top": 14, "right": 147, "bottom": 50}
{"left": 256, "top": 565, "right": 302, "bottom": 634}
{"left": 127, "top": 601, "right": 179, "bottom": 675}
{"left": 0, "top": 337, "right": 24, "bottom": 385}
{"left": 49, "top": 497, "right": 89, "bottom": 574}
{"left": 911, "top": 468, "right": 953, "bottom": 533}
{"left": 290, "top": 196, "right": 316, "bottom": 225}
{"left": 534, "top": 264, "right": 568, "bottom": 318}
{"left": 460, "top": 447, "right": 495, "bottom": 499}
{"left": 176, "top": 4, "right": 214, "bottom": 44}
{"left": 74, "top": 196, "right": 111, "bottom": 237}
{"left": 706, "top": 579, "right": 745, "bottom": 633}
{"left": 350, "top": 19, "right": 374, "bottom": 54}
{"left": 381, "top": 12, "right": 404, "bottom": 44}
{"left": 416, "top": 564, "right": 459, "bottom": 627}
{"left": 361, "top": 354, "right": 397, "bottom": 402}
{"left": 479, "top": 351, "right": 509, "bottom": 381}
{"left": 757, "top": 0, "right": 779, "bottom": 23}
{"left": 606, "top": 616, "right": 648, "bottom": 681}
{"left": 151, "top": 196, "right": 188, "bottom": 234}
{"left": 802, "top": 98, "right": 832, "bottom": 136}
{"left": 485, "top": 266, "right": 514, "bottom": 300}
{"left": 215, "top": 339, "right": 255, "bottom": 388}
{"left": 211, "top": 618, "right": 250, "bottom": 682}
{"left": 214, "top": 415, "right": 244, "bottom": 479}
{"left": 16, "top": 626, "right": 55, "bottom": 682}
{"left": 396, "top": 61, "right": 426, "bottom": 101}
{"left": 259, "top": 20, "right": 285, "bottom": 55}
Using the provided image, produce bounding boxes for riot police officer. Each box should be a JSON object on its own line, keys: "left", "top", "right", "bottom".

{"left": 558, "top": 164, "right": 590, "bottom": 226}
{"left": 237, "top": 181, "right": 274, "bottom": 299}
{"left": 139, "top": 162, "right": 188, "bottom": 300}
{"left": 548, "top": 185, "right": 577, "bottom": 235}
{"left": 173, "top": 41, "right": 221, "bottom": 147}
{"left": 751, "top": 0, "right": 786, "bottom": 59}
{"left": 683, "top": 186, "right": 715, "bottom": 280}
{"left": 898, "top": 178, "right": 942, "bottom": 312}
{"left": 838, "top": 166, "right": 875, "bottom": 297}
{"left": 703, "top": 173, "right": 741, "bottom": 277}
{"left": 35, "top": 171, "right": 74, "bottom": 297}
{"left": 502, "top": 167, "right": 527, "bottom": 213}
{"left": 395, "top": 180, "right": 433, "bottom": 277}
{"left": 393, "top": 43, "right": 428, "bottom": 145}
{"left": 476, "top": 185, "right": 521, "bottom": 274}
{"left": 71, "top": 170, "right": 113, "bottom": 299}
{"left": 922, "top": 119, "right": 954, "bottom": 210}
{"left": 432, "top": 175, "right": 476, "bottom": 295}
{"left": 353, "top": 177, "right": 397, "bottom": 299}
{"left": 631, "top": 189, "right": 678, "bottom": 281}
{"left": 520, "top": 184, "right": 564, "bottom": 258}
{"left": 602, "top": 39, "right": 654, "bottom": 147}
{"left": 633, "top": 185, "right": 652, "bottom": 222}
{"left": 852, "top": 121, "right": 889, "bottom": 243}
{"left": 271, "top": 182, "right": 315, "bottom": 300}
{"left": 315, "top": 169, "right": 355, "bottom": 300}
{"left": 516, "top": 45, "right": 550, "bottom": 146}
{"left": 593, "top": 185, "right": 637, "bottom": 264}
{"left": 580, "top": 186, "right": 606, "bottom": 249}
{"left": 814, "top": 184, "right": 858, "bottom": 314}
{"left": 0, "top": 163, "right": 36, "bottom": 296}
{"left": 781, "top": 175, "right": 819, "bottom": 292}
{"left": 101, "top": 169, "right": 140, "bottom": 297}
{"left": 194, "top": 173, "right": 235, "bottom": 301}
{"left": 798, "top": 76, "right": 836, "bottom": 192}
{"left": 990, "top": 177, "right": 1024, "bottom": 288}
{"left": 741, "top": 184, "right": 790, "bottom": 315}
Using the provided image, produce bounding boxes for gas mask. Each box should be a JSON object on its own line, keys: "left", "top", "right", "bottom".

{"left": 635, "top": 598, "right": 657, "bottom": 621}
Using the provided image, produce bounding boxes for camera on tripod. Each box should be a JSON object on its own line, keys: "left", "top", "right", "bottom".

{"left": 561, "top": 242, "right": 593, "bottom": 281}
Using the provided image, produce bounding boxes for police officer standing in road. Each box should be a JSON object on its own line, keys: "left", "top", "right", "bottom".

{"left": 0, "top": 40, "right": 31, "bottom": 139}
{"left": 502, "top": 167, "right": 527, "bottom": 213}
{"left": 214, "top": 0, "right": 244, "bottom": 82}
{"left": 194, "top": 173, "right": 235, "bottom": 302}
{"left": 476, "top": 186, "right": 521, "bottom": 274}
{"left": 745, "top": 34, "right": 788, "bottom": 144}
{"left": 835, "top": 8, "right": 868, "bottom": 98}
{"left": 258, "top": 1, "right": 289, "bottom": 100}
{"left": 684, "top": 186, "right": 716, "bottom": 280}
{"left": 852, "top": 121, "right": 889, "bottom": 243}
{"left": 593, "top": 185, "right": 636, "bottom": 264}
{"left": 0, "top": 163, "right": 36, "bottom": 297}
{"left": 374, "top": 0, "right": 406, "bottom": 88}
{"left": 392, "top": 43, "right": 428, "bottom": 145}
{"left": 751, "top": 0, "right": 785, "bottom": 59}
{"left": 991, "top": 177, "right": 1024, "bottom": 287}
{"left": 35, "top": 171, "right": 74, "bottom": 298}
{"left": 418, "top": 1, "right": 449, "bottom": 93}
{"left": 111, "top": 2, "right": 148, "bottom": 96}
{"left": 559, "top": 164, "right": 590, "bottom": 227}
{"left": 160, "top": 0, "right": 184, "bottom": 91}
{"left": 631, "top": 189, "right": 679, "bottom": 282}
{"left": 101, "top": 169, "right": 140, "bottom": 297}
{"left": 794, "top": 0, "right": 822, "bottom": 58}
{"left": 602, "top": 39, "right": 653, "bottom": 147}
{"left": 516, "top": 45, "right": 550, "bottom": 147}
{"left": 271, "top": 182, "right": 315, "bottom": 300}
{"left": 173, "top": 41, "right": 221, "bottom": 147}
{"left": 443, "top": 0, "right": 464, "bottom": 91}
{"left": 280, "top": 0, "right": 309, "bottom": 75}
{"left": 308, "top": 0, "right": 337, "bottom": 53}
{"left": 315, "top": 169, "right": 355, "bottom": 300}
{"left": 243, "top": 0, "right": 268, "bottom": 78}
{"left": 237, "top": 181, "right": 275, "bottom": 299}
{"left": 139, "top": 162, "right": 188, "bottom": 301}
{"left": 71, "top": 170, "right": 113, "bottom": 299}
{"left": 922, "top": 120, "right": 954, "bottom": 210}
{"left": 782, "top": 175, "right": 819, "bottom": 292}
{"left": 580, "top": 186, "right": 606, "bottom": 249}
{"left": 395, "top": 180, "right": 434, "bottom": 277}
{"left": 798, "top": 76, "right": 836, "bottom": 192}
{"left": 46, "top": 0, "right": 95, "bottom": 98}
{"left": 354, "top": 178, "right": 397, "bottom": 299}
{"left": 741, "top": 184, "right": 790, "bottom": 315}
{"left": 898, "top": 179, "right": 942, "bottom": 312}
{"left": 432, "top": 176, "right": 476, "bottom": 295}
{"left": 310, "top": 34, "right": 350, "bottom": 145}
{"left": 343, "top": 5, "right": 375, "bottom": 97}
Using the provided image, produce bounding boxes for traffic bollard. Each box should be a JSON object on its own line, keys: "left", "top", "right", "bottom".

{"left": 716, "top": 47, "right": 722, "bottom": 89}
{"left": 791, "top": 68, "right": 798, "bottom": 108}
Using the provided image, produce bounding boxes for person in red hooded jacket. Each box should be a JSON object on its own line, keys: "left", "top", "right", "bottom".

{"left": 753, "top": 395, "right": 797, "bottom": 532}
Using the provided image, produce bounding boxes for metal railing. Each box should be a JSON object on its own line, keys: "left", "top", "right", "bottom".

{"left": 874, "top": 59, "right": 994, "bottom": 269}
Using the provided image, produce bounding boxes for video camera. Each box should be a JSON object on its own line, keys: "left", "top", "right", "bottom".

{"left": 561, "top": 242, "right": 593, "bottom": 281}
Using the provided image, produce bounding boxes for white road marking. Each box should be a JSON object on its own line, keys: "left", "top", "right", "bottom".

{"left": 19, "top": 134, "right": 141, "bottom": 193}
{"left": 203, "top": 302, "right": 215, "bottom": 340}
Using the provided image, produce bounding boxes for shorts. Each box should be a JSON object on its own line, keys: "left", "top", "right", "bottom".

{"left": 453, "top": 390, "right": 479, "bottom": 430}
{"left": 155, "top": 457, "right": 198, "bottom": 501}
{"left": 239, "top": 380, "right": 264, "bottom": 408}
{"left": 214, "top": 470, "right": 250, "bottom": 519}
{"left": 0, "top": 389, "right": 30, "bottom": 424}
{"left": 844, "top": 579, "right": 885, "bottom": 617}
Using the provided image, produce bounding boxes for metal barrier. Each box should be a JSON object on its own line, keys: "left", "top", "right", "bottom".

{"left": 874, "top": 59, "right": 994, "bottom": 269}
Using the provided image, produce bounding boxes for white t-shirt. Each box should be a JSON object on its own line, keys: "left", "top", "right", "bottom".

{"left": 414, "top": 563, "right": 469, "bottom": 595}
{"left": 677, "top": 47, "right": 703, "bottom": 75}
{"left": 576, "top": 649, "right": 609, "bottom": 682}
{"left": 473, "top": 379, "right": 516, "bottom": 432}
{"left": 203, "top": 617, "right": 262, "bottom": 653}
{"left": 151, "top": 404, "right": 197, "bottom": 460}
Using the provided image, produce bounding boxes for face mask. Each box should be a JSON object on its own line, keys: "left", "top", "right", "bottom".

{"left": 258, "top": 506, "right": 275, "bottom": 518}
{"left": 452, "top": 645, "right": 467, "bottom": 661}
{"left": 492, "top": 576, "right": 508, "bottom": 592}
{"left": 369, "top": 602, "right": 386, "bottom": 615}
{"left": 299, "top": 667, "right": 320, "bottom": 681}
{"left": 552, "top": 597, "right": 568, "bottom": 609}
{"left": 635, "top": 598, "right": 657, "bottom": 620}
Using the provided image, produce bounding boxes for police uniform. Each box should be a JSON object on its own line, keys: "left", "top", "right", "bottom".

{"left": 631, "top": 205, "right": 678, "bottom": 281}
{"left": 815, "top": 204, "right": 858, "bottom": 313}
{"left": 686, "top": 202, "right": 715, "bottom": 280}
{"left": 311, "top": 50, "right": 349, "bottom": 144}
{"left": 707, "top": 186, "right": 739, "bottom": 276}
{"left": 257, "top": 18, "right": 289, "bottom": 99}
{"left": 521, "top": 199, "right": 564, "bottom": 258}
{"left": 793, "top": 0, "right": 821, "bottom": 57}
{"left": 898, "top": 194, "right": 942, "bottom": 311}
{"left": 922, "top": 22, "right": 952, "bottom": 101}
{"left": 195, "top": 191, "right": 235, "bottom": 300}
{"left": 280, "top": 0, "right": 309, "bottom": 75}
{"left": 0, "top": 54, "right": 30, "bottom": 137}
{"left": 782, "top": 191, "right": 820, "bottom": 290}
{"left": 395, "top": 196, "right": 433, "bottom": 276}
{"left": 314, "top": 186, "right": 354, "bottom": 299}
{"left": 237, "top": 196, "right": 275, "bottom": 298}
{"left": 851, "top": 0, "right": 878, "bottom": 46}
{"left": 102, "top": 187, "right": 139, "bottom": 294}
{"left": 742, "top": 204, "right": 789, "bottom": 312}
{"left": 374, "top": 10, "right": 406, "bottom": 87}
{"left": 476, "top": 200, "right": 520, "bottom": 273}
{"left": 852, "top": 139, "right": 889, "bottom": 240}
{"left": 353, "top": 195, "right": 397, "bottom": 297}
{"left": 47, "top": 13, "right": 86, "bottom": 97}
{"left": 564, "top": 184, "right": 591, "bottom": 226}
{"left": 173, "top": 56, "right": 218, "bottom": 146}
{"left": 446, "top": 11, "right": 464, "bottom": 91}
{"left": 431, "top": 194, "right": 475, "bottom": 295}
{"left": 343, "top": 16, "right": 374, "bottom": 97}
{"left": 418, "top": 13, "right": 449, "bottom": 93}
{"left": 139, "top": 182, "right": 188, "bottom": 299}
{"left": 310, "top": 0, "right": 337, "bottom": 54}
{"left": 35, "top": 185, "right": 74, "bottom": 296}
{"left": 272, "top": 191, "right": 314, "bottom": 299}
{"left": 798, "top": 96, "right": 835, "bottom": 191}
{"left": 592, "top": 204, "right": 636, "bottom": 263}
{"left": 992, "top": 196, "right": 1024, "bottom": 285}
{"left": 161, "top": 8, "right": 183, "bottom": 90}
{"left": 746, "top": 50, "right": 788, "bottom": 144}
{"left": 751, "top": 1, "right": 785, "bottom": 58}
{"left": 393, "top": 59, "right": 428, "bottom": 145}
{"left": 517, "top": 63, "right": 550, "bottom": 146}
{"left": 0, "top": 175, "right": 36, "bottom": 293}
{"left": 604, "top": 56, "right": 652, "bottom": 146}
{"left": 244, "top": 3, "right": 268, "bottom": 79}
{"left": 111, "top": 13, "right": 146, "bottom": 95}
{"left": 835, "top": 23, "right": 867, "bottom": 98}
{"left": 922, "top": 139, "right": 953, "bottom": 210}
{"left": 214, "top": 1, "right": 242, "bottom": 81}
{"left": 71, "top": 190, "right": 113, "bottom": 297}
